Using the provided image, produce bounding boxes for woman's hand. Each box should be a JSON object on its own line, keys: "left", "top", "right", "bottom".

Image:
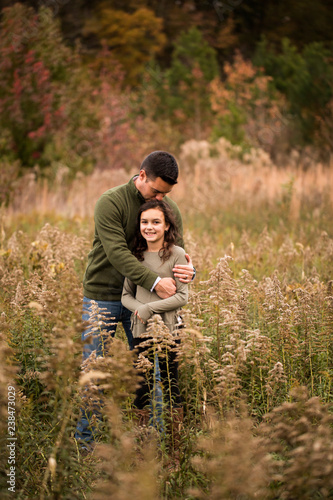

{"left": 135, "top": 310, "right": 145, "bottom": 324}
{"left": 173, "top": 253, "right": 195, "bottom": 283}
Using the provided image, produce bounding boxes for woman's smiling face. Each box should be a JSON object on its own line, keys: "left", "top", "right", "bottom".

{"left": 140, "top": 208, "right": 170, "bottom": 248}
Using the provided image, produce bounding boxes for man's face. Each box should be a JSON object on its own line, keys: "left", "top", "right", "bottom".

{"left": 137, "top": 171, "right": 174, "bottom": 201}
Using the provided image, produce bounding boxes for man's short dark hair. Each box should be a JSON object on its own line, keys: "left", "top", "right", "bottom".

{"left": 140, "top": 151, "right": 179, "bottom": 185}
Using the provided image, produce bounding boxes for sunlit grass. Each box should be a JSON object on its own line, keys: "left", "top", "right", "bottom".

{"left": 1, "top": 141, "right": 333, "bottom": 498}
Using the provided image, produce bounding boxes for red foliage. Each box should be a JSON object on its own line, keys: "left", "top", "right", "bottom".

{"left": 0, "top": 5, "right": 68, "bottom": 166}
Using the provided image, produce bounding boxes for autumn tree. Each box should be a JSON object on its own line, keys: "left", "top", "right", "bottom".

{"left": 254, "top": 38, "right": 333, "bottom": 150}
{"left": 0, "top": 3, "right": 144, "bottom": 186}
{"left": 209, "top": 51, "right": 285, "bottom": 153}
{"left": 165, "top": 27, "right": 219, "bottom": 138}
{"left": 0, "top": 3, "right": 75, "bottom": 170}
{"left": 83, "top": 3, "right": 166, "bottom": 85}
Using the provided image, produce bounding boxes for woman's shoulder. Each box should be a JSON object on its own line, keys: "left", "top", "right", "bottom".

{"left": 170, "top": 245, "right": 186, "bottom": 260}
{"left": 172, "top": 245, "right": 186, "bottom": 255}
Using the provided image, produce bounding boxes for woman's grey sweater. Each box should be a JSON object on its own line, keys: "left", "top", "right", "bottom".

{"left": 121, "top": 246, "right": 188, "bottom": 338}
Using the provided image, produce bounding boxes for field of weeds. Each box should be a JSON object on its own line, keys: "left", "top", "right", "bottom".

{"left": 1, "top": 141, "right": 333, "bottom": 499}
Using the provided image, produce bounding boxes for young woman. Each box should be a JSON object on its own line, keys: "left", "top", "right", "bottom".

{"left": 121, "top": 199, "right": 188, "bottom": 414}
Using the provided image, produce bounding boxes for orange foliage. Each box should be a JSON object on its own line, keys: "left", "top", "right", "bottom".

{"left": 209, "top": 51, "right": 286, "bottom": 152}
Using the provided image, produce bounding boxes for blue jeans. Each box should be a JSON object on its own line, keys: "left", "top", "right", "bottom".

{"left": 81, "top": 296, "right": 134, "bottom": 356}
{"left": 75, "top": 297, "right": 163, "bottom": 444}
{"left": 75, "top": 297, "right": 134, "bottom": 443}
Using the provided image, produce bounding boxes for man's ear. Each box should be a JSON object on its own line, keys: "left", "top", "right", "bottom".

{"left": 138, "top": 170, "right": 146, "bottom": 182}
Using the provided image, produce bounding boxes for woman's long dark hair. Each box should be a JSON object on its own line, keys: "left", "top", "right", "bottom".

{"left": 133, "top": 200, "right": 179, "bottom": 262}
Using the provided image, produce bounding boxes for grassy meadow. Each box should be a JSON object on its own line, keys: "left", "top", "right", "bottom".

{"left": 1, "top": 139, "right": 333, "bottom": 499}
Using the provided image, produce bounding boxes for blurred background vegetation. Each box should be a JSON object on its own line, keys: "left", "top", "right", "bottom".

{"left": 0, "top": 0, "right": 333, "bottom": 197}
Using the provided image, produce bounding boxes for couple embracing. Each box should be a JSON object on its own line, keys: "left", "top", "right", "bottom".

{"left": 76, "top": 151, "right": 195, "bottom": 446}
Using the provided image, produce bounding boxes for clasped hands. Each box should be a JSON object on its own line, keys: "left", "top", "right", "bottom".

{"left": 154, "top": 253, "right": 194, "bottom": 299}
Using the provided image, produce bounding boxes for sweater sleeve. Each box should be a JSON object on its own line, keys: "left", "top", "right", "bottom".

{"left": 165, "top": 197, "right": 185, "bottom": 249}
{"left": 95, "top": 194, "right": 158, "bottom": 290}
{"left": 135, "top": 250, "right": 188, "bottom": 323}
{"left": 121, "top": 278, "right": 144, "bottom": 313}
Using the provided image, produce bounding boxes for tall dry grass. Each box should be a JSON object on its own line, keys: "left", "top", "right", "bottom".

{"left": 1, "top": 139, "right": 333, "bottom": 498}
{"left": 5, "top": 138, "right": 333, "bottom": 222}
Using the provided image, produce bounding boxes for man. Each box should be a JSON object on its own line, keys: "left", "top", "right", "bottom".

{"left": 76, "top": 151, "right": 195, "bottom": 444}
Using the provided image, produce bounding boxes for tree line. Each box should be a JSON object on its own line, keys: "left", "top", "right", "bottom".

{"left": 0, "top": 1, "right": 332, "bottom": 198}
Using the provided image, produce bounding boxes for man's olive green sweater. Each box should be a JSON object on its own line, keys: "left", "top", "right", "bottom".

{"left": 83, "top": 176, "right": 184, "bottom": 301}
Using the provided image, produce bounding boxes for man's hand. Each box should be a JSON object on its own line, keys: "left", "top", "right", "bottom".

{"left": 155, "top": 277, "right": 176, "bottom": 299}
{"left": 173, "top": 253, "right": 195, "bottom": 283}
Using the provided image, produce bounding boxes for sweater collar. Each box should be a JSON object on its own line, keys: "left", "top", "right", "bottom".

{"left": 129, "top": 175, "right": 145, "bottom": 203}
